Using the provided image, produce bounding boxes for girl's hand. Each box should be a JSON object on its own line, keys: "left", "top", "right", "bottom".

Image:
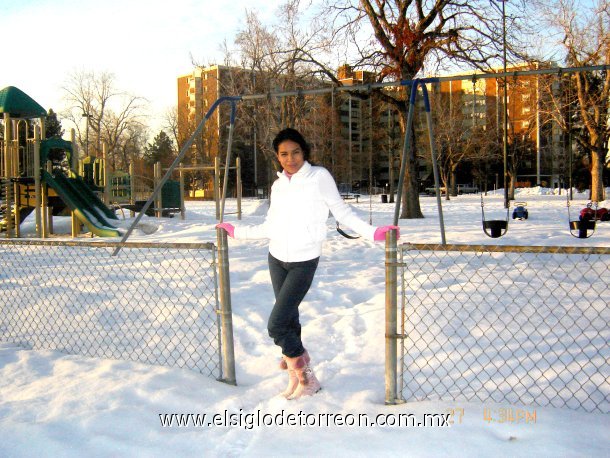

{"left": 216, "top": 222, "right": 235, "bottom": 238}
{"left": 373, "top": 225, "right": 400, "bottom": 241}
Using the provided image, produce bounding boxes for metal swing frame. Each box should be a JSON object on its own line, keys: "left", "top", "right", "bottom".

{"left": 393, "top": 78, "right": 447, "bottom": 245}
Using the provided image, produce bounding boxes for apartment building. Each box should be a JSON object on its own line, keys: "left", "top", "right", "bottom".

{"left": 177, "top": 65, "right": 230, "bottom": 165}
{"left": 178, "top": 65, "right": 260, "bottom": 194}
{"left": 178, "top": 62, "right": 564, "bottom": 196}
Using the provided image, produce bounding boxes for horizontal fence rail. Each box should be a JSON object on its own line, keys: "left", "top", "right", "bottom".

{"left": 398, "top": 243, "right": 610, "bottom": 414}
{"left": 0, "top": 240, "right": 225, "bottom": 379}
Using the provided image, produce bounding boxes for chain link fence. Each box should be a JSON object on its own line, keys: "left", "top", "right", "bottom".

{"left": 0, "top": 239, "right": 230, "bottom": 381}
{"left": 396, "top": 243, "right": 609, "bottom": 414}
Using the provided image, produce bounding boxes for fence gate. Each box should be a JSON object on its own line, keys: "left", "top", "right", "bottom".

{"left": 0, "top": 239, "right": 235, "bottom": 383}
{"left": 395, "top": 243, "right": 609, "bottom": 414}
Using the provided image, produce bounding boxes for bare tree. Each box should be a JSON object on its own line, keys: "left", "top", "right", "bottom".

{"left": 162, "top": 106, "right": 180, "bottom": 152}
{"left": 314, "top": 0, "right": 529, "bottom": 218}
{"left": 102, "top": 100, "right": 147, "bottom": 169}
{"left": 534, "top": 0, "right": 609, "bottom": 201}
{"left": 62, "top": 70, "right": 147, "bottom": 171}
{"left": 113, "top": 122, "right": 148, "bottom": 171}
{"left": 229, "top": 10, "right": 285, "bottom": 168}
{"left": 222, "top": 4, "right": 335, "bottom": 180}
{"left": 431, "top": 82, "right": 483, "bottom": 199}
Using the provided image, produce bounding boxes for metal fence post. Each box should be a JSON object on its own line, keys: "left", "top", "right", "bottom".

{"left": 179, "top": 162, "right": 186, "bottom": 220}
{"left": 217, "top": 228, "right": 236, "bottom": 385}
{"left": 214, "top": 156, "right": 220, "bottom": 221}
{"left": 385, "top": 229, "right": 398, "bottom": 404}
{"left": 236, "top": 156, "right": 242, "bottom": 220}
{"left": 34, "top": 127, "right": 42, "bottom": 238}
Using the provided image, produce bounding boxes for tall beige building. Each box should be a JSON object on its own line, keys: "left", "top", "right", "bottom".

{"left": 177, "top": 65, "right": 258, "bottom": 194}
{"left": 178, "top": 63, "right": 564, "bottom": 195}
{"left": 177, "top": 65, "right": 229, "bottom": 165}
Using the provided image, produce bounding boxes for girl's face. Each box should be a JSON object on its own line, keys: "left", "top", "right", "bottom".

{"left": 277, "top": 139, "right": 305, "bottom": 175}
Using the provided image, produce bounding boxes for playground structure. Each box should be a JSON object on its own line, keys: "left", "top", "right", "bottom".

{"left": 481, "top": 194, "right": 510, "bottom": 238}
{"left": 6, "top": 63, "right": 607, "bottom": 243}
{"left": 0, "top": 85, "right": 110, "bottom": 238}
{"left": 95, "top": 160, "right": 185, "bottom": 219}
{"left": 174, "top": 156, "right": 243, "bottom": 221}
{"left": 566, "top": 197, "right": 608, "bottom": 239}
{"left": 0, "top": 86, "right": 188, "bottom": 238}
{"left": 0, "top": 96, "right": 122, "bottom": 237}
{"left": 512, "top": 202, "right": 529, "bottom": 220}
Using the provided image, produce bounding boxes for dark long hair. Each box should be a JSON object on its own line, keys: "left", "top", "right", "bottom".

{"left": 272, "top": 128, "right": 311, "bottom": 161}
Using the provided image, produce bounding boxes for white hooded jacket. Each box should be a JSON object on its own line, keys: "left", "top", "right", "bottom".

{"left": 233, "top": 161, "right": 376, "bottom": 262}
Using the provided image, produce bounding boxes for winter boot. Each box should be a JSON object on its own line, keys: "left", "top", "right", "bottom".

{"left": 279, "top": 351, "right": 310, "bottom": 398}
{"left": 285, "top": 352, "right": 321, "bottom": 400}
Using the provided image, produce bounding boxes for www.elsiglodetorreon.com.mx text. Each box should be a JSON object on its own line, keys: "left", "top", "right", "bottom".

{"left": 159, "top": 410, "right": 452, "bottom": 429}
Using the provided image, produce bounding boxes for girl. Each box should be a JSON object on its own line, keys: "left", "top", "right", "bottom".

{"left": 217, "top": 128, "right": 399, "bottom": 399}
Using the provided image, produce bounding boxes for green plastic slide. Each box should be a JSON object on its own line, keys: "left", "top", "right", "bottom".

{"left": 42, "top": 170, "right": 122, "bottom": 237}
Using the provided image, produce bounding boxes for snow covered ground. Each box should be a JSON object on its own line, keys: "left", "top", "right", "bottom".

{"left": 1, "top": 188, "right": 609, "bottom": 457}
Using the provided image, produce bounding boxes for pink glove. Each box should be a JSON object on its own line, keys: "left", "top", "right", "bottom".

{"left": 216, "top": 222, "right": 235, "bottom": 238}
{"left": 374, "top": 225, "right": 400, "bottom": 241}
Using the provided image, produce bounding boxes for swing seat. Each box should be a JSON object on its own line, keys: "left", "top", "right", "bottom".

{"left": 569, "top": 220, "right": 596, "bottom": 239}
{"left": 483, "top": 220, "right": 508, "bottom": 238}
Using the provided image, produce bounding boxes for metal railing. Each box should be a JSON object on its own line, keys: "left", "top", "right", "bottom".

{"left": 386, "top": 242, "right": 609, "bottom": 414}
{"left": 0, "top": 239, "right": 235, "bottom": 383}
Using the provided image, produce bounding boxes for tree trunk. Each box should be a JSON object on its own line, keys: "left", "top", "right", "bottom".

{"left": 450, "top": 164, "right": 458, "bottom": 197}
{"left": 590, "top": 144, "right": 605, "bottom": 202}
{"left": 508, "top": 169, "right": 516, "bottom": 199}
{"left": 575, "top": 68, "right": 609, "bottom": 202}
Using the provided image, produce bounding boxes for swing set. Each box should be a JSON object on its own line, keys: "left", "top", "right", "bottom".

{"left": 111, "top": 64, "right": 609, "bottom": 254}
{"left": 477, "top": 64, "right": 609, "bottom": 241}
{"left": 112, "top": 80, "right": 447, "bottom": 256}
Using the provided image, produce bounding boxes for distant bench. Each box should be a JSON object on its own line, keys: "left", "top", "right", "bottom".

{"left": 424, "top": 185, "right": 479, "bottom": 195}
{"left": 341, "top": 193, "right": 360, "bottom": 203}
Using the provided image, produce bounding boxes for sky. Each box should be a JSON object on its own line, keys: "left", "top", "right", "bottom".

{"left": 3, "top": 0, "right": 596, "bottom": 140}
{"left": 1, "top": 0, "right": 277, "bottom": 135}
{"left": 1, "top": 189, "right": 609, "bottom": 456}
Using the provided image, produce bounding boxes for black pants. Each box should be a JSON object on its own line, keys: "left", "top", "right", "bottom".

{"left": 267, "top": 253, "right": 319, "bottom": 358}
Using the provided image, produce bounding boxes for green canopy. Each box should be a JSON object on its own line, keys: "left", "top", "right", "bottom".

{"left": 40, "top": 137, "right": 73, "bottom": 164}
{"left": 0, "top": 86, "right": 46, "bottom": 119}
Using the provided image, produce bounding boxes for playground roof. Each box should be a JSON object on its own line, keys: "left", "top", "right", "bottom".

{"left": 0, "top": 86, "right": 46, "bottom": 119}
